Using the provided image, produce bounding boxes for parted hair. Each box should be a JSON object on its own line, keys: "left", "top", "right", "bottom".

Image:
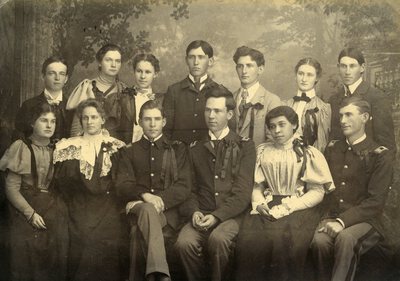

{"left": 76, "top": 98, "right": 106, "bottom": 124}
{"left": 132, "top": 53, "right": 160, "bottom": 73}
{"left": 96, "top": 43, "right": 123, "bottom": 63}
{"left": 25, "top": 102, "right": 57, "bottom": 137}
{"left": 233, "top": 46, "right": 265, "bottom": 66}
{"left": 205, "top": 85, "right": 236, "bottom": 111}
{"left": 295, "top": 57, "right": 322, "bottom": 78}
{"left": 186, "top": 40, "right": 214, "bottom": 58}
{"left": 265, "top": 105, "right": 299, "bottom": 132}
{"left": 340, "top": 96, "right": 371, "bottom": 115}
{"left": 41, "top": 56, "right": 68, "bottom": 76}
{"left": 338, "top": 47, "right": 365, "bottom": 65}
{"left": 139, "top": 99, "right": 165, "bottom": 119}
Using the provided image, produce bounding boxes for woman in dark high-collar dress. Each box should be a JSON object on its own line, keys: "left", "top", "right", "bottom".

{"left": 0, "top": 102, "right": 68, "bottom": 281}
{"left": 54, "top": 99, "right": 125, "bottom": 281}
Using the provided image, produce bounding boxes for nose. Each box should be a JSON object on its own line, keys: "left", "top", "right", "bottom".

{"left": 345, "top": 66, "right": 351, "bottom": 74}
{"left": 193, "top": 57, "right": 199, "bottom": 65}
{"left": 340, "top": 115, "right": 346, "bottom": 124}
{"left": 274, "top": 126, "right": 281, "bottom": 134}
{"left": 55, "top": 73, "right": 60, "bottom": 80}
{"left": 111, "top": 60, "right": 116, "bottom": 67}
{"left": 46, "top": 121, "right": 52, "bottom": 128}
{"left": 301, "top": 74, "right": 306, "bottom": 82}
{"left": 242, "top": 66, "right": 247, "bottom": 74}
{"left": 140, "top": 72, "right": 146, "bottom": 79}
{"left": 208, "top": 110, "right": 216, "bottom": 119}
{"left": 150, "top": 119, "right": 156, "bottom": 127}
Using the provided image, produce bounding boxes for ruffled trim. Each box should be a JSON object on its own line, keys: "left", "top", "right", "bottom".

{"left": 0, "top": 140, "right": 31, "bottom": 174}
{"left": 54, "top": 134, "right": 125, "bottom": 180}
{"left": 300, "top": 145, "right": 335, "bottom": 193}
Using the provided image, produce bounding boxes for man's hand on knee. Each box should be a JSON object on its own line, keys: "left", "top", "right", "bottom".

{"left": 142, "top": 193, "right": 165, "bottom": 213}
{"left": 192, "top": 211, "right": 205, "bottom": 231}
{"left": 318, "top": 221, "right": 344, "bottom": 238}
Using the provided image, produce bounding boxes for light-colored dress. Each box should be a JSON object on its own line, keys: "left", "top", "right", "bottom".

{"left": 0, "top": 139, "right": 68, "bottom": 281}
{"left": 235, "top": 136, "right": 335, "bottom": 281}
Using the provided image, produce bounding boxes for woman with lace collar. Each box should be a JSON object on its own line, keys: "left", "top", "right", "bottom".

{"left": 235, "top": 106, "right": 335, "bottom": 281}
{"left": 67, "top": 43, "right": 127, "bottom": 138}
{"left": 0, "top": 102, "right": 68, "bottom": 281}
{"left": 285, "top": 58, "right": 331, "bottom": 152}
{"left": 118, "top": 53, "right": 164, "bottom": 144}
{"left": 54, "top": 99, "right": 125, "bottom": 281}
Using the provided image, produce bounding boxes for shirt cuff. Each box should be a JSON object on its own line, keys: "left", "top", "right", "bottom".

{"left": 336, "top": 218, "right": 345, "bottom": 228}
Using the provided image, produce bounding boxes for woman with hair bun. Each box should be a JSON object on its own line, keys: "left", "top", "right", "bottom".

{"left": 286, "top": 58, "right": 331, "bottom": 152}
{"left": 67, "top": 43, "right": 127, "bottom": 137}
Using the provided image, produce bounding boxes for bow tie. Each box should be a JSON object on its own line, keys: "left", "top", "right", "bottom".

{"left": 47, "top": 99, "right": 61, "bottom": 106}
{"left": 293, "top": 92, "right": 311, "bottom": 103}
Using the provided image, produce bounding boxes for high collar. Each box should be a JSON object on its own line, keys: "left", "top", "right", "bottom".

{"left": 181, "top": 76, "right": 212, "bottom": 89}
{"left": 138, "top": 134, "right": 167, "bottom": 150}
{"left": 44, "top": 88, "right": 63, "bottom": 102}
{"left": 208, "top": 126, "right": 230, "bottom": 140}
{"left": 296, "top": 88, "right": 316, "bottom": 99}
{"left": 345, "top": 77, "right": 363, "bottom": 95}
{"left": 337, "top": 136, "right": 374, "bottom": 154}
{"left": 188, "top": 74, "right": 208, "bottom": 84}
{"left": 346, "top": 133, "right": 366, "bottom": 146}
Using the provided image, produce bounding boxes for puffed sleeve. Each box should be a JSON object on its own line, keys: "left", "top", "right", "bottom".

{"left": 0, "top": 140, "right": 34, "bottom": 219}
{"left": 282, "top": 146, "right": 335, "bottom": 213}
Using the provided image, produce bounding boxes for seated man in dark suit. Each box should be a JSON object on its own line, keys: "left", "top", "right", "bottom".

{"left": 311, "top": 96, "right": 393, "bottom": 281}
{"left": 175, "top": 85, "right": 256, "bottom": 281}
{"left": 15, "top": 56, "right": 71, "bottom": 141}
{"left": 329, "top": 47, "right": 396, "bottom": 152}
{"left": 116, "top": 100, "right": 192, "bottom": 281}
{"left": 163, "top": 40, "right": 219, "bottom": 144}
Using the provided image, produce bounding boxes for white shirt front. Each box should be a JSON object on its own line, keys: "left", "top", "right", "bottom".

{"left": 44, "top": 89, "right": 63, "bottom": 105}
{"left": 132, "top": 88, "right": 153, "bottom": 143}
{"left": 209, "top": 126, "right": 230, "bottom": 142}
{"left": 293, "top": 88, "right": 316, "bottom": 131}
{"left": 236, "top": 82, "right": 260, "bottom": 109}
{"left": 345, "top": 77, "right": 363, "bottom": 95}
{"left": 189, "top": 74, "right": 208, "bottom": 91}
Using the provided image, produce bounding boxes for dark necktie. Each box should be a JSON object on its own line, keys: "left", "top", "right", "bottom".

{"left": 293, "top": 92, "right": 311, "bottom": 103}
{"left": 194, "top": 81, "right": 202, "bottom": 91}
{"left": 239, "top": 89, "right": 249, "bottom": 114}
{"left": 344, "top": 85, "right": 351, "bottom": 96}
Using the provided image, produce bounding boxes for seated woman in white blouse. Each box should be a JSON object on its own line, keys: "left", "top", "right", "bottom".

{"left": 234, "top": 105, "right": 335, "bottom": 281}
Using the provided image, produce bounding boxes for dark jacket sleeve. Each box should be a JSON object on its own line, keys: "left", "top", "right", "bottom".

{"left": 114, "top": 146, "right": 147, "bottom": 202}
{"left": 212, "top": 140, "right": 256, "bottom": 222}
{"left": 339, "top": 150, "right": 392, "bottom": 228}
{"left": 163, "top": 85, "right": 175, "bottom": 140}
{"left": 159, "top": 143, "right": 192, "bottom": 210}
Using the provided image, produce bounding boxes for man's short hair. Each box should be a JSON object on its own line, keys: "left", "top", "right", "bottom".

{"left": 233, "top": 46, "right": 265, "bottom": 66}
{"left": 186, "top": 40, "right": 213, "bottom": 58}
{"left": 139, "top": 100, "right": 164, "bottom": 119}
{"left": 338, "top": 47, "right": 365, "bottom": 65}
{"left": 41, "top": 56, "right": 68, "bottom": 75}
{"left": 205, "top": 85, "right": 236, "bottom": 111}
{"left": 340, "top": 96, "right": 371, "bottom": 115}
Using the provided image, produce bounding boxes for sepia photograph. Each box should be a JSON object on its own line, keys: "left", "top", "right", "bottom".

{"left": 0, "top": 0, "right": 399, "bottom": 280}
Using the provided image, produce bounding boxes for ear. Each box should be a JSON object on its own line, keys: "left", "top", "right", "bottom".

{"left": 162, "top": 118, "right": 166, "bottom": 128}
{"left": 64, "top": 75, "right": 69, "bottom": 84}
{"left": 101, "top": 117, "right": 106, "bottom": 125}
{"left": 361, "top": 111, "right": 370, "bottom": 123}
{"left": 258, "top": 65, "right": 265, "bottom": 75}
{"left": 360, "top": 63, "right": 366, "bottom": 75}
{"left": 138, "top": 118, "right": 143, "bottom": 128}
{"left": 227, "top": 109, "right": 234, "bottom": 121}
{"left": 208, "top": 57, "right": 214, "bottom": 67}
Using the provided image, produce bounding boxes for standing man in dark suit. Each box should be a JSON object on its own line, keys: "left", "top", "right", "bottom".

{"left": 311, "top": 96, "right": 392, "bottom": 281}
{"left": 15, "top": 56, "right": 71, "bottom": 141}
{"left": 116, "top": 100, "right": 191, "bottom": 281}
{"left": 329, "top": 47, "right": 396, "bottom": 152}
{"left": 163, "top": 40, "right": 219, "bottom": 144}
{"left": 232, "top": 46, "right": 281, "bottom": 147}
{"left": 175, "top": 85, "right": 256, "bottom": 281}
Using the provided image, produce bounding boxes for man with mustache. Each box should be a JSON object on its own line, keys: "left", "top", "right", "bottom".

{"left": 329, "top": 47, "right": 396, "bottom": 152}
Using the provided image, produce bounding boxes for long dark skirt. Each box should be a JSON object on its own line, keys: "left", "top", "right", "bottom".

{"left": 235, "top": 206, "right": 322, "bottom": 281}
{"left": 8, "top": 190, "right": 69, "bottom": 281}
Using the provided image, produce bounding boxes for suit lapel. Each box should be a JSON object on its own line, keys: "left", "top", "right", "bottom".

{"left": 239, "top": 86, "right": 265, "bottom": 134}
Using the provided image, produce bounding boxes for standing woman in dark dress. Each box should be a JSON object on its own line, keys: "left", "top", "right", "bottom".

{"left": 67, "top": 43, "right": 126, "bottom": 137}
{"left": 235, "top": 106, "right": 335, "bottom": 281}
{"left": 0, "top": 103, "right": 68, "bottom": 281}
{"left": 54, "top": 99, "right": 125, "bottom": 281}
{"left": 118, "top": 53, "right": 164, "bottom": 144}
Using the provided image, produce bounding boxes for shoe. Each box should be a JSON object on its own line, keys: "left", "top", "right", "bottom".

{"left": 158, "top": 273, "right": 171, "bottom": 281}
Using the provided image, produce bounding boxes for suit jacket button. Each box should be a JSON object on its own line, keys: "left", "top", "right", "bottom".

{"left": 339, "top": 199, "right": 344, "bottom": 203}
{"left": 215, "top": 192, "right": 219, "bottom": 196}
{"left": 343, "top": 165, "right": 348, "bottom": 169}
{"left": 215, "top": 175, "right": 219, "bottom": 179}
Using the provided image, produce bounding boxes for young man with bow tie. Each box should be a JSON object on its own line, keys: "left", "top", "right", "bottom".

{"left": 116, "top": 100, "right": 192, "bottom": 281}
{"left": 15, "top": 56, "right": 71, "bottom": 141}
{"left": 311, "top": 96, "right": 392, "bottom": 281}
{"left": 232, "top": 46, "right": 281, "bottom": 147}
{"left": 175, "top": 85, "right": 256, "bottom": 281}
{"left": 163, "top": 40, "right": 220, "bottom": 145}
{"left": 329, "top": 47, "right": 396, "bottom": 152}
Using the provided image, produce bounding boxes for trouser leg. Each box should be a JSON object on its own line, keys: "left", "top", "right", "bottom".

{"left": 130, "top": 203, "right": 169, "bottom": 280}
{"left": 332, "top": 222, "right": 381, "bottom": 281}
{"left": 207, "top": 219, "right": 239, "bottom": 281}
{"left": 311, "top": 220, "right": 335, "bottom": 281}
{"left": 175, "top": 222, "right": 208, "bottom": 281}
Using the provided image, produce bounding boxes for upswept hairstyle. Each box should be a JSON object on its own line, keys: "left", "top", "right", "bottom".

{"left": 294, "top": 57, "right": 322, "bottom": 79}
{"left": 265, "top": 105, "right": 299, "bottom": 132}
{"left": 132, "top": 53, "right": 160, "bottom": 73}
{"left": 76, "top": 98, "right": 106, "bottom": 125}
